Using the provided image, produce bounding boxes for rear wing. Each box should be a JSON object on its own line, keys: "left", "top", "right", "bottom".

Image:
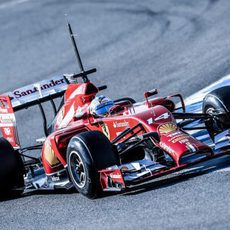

{"left": 0, "top": 75, "right": 70, "bottom": 148}
{"left": 0, "top": 21, "right": 99, "bottom": 148}
{"left": 4, "top": 75, "right": 69, "bottom": 111}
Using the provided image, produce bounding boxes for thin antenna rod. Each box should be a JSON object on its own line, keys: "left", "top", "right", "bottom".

{"left": 66, "top": 20, "right": 85, "bottom": 73}
{"left": 65, "top": 15, "right": 96, "bottom": 83}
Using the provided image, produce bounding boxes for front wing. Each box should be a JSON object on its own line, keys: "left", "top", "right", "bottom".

{"left": 99, "top": 130, "right": 230, "bottom": 192}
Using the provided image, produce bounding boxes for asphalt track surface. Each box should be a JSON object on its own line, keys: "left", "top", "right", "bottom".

{"left": 0, "top": 0, "right": 230, "bottom": 229}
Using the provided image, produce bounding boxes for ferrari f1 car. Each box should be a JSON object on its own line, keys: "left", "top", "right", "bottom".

{"left": 0, "top": 23, "right": 229, "bottom": 199}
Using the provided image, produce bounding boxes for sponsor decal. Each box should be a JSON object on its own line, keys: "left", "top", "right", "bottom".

{"left": 101, "top": 123, "right": 110, "bottom": 139}
{"left": 109, "top": 173, "right": 122, "bottom": 179}
{"left": 51, "top": 176, "right": 60, "bottom": 182}
{"left": 0, "top": 113, "right": 16, "bottom": 127}
{"left": 155, "top": 112, "right": 170, "bottom": 121}
{"left": 147, "top": 117, "right": 154, "bottom": 125}
{"left": 0, "top": 108, "right": 8, "bottom": 113}
{"left": 166, "top": 131, "right": 181, "bottom": 138}
{"left": 12, "top": 78, "right": 66, "bottom": 99}
{"left": 113, "top": 121, "right": 129, "bottom": 128}
{"left": 3, "top": 127, "right": 11, "bottom": 136}
{"left": 166, "top": 131, "right": 197, "bottom": 151}
{"left": 179, "top": 139, "right": 191, "bottom": 144}
{"left": 166, "top": 130, "right": 198, "bottom": 152}
{"left": 158, "top": 123, "right": 177, "bottom": 135}
{"left": 159, "top": 142, "right": 176, "bottom": 155}
{"left": 167, "top": 132, "right": 189, "bottom": 144}
{"left": 171, "top": 136, "right": 188, "bottom": 143}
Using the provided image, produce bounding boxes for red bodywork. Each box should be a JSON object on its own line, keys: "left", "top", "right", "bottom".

{"left": 0, "top": 96, "right": 20, "bottom": 149}
{"left": 39, "top": 82, "right": 211, "bottom": 186}
{"left": 0, "top": 81, "right": 214, "bottom": 191}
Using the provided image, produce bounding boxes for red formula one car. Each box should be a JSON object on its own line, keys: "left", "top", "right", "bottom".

{"left": 0, "top": 23, "right": 229, "bottom": 198}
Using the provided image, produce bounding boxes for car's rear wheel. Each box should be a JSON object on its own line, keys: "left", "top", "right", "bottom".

{"left": 0, "top": 138, "right": 24, "bottom": 197}
{"left": 203, "top": 86, "right": 230, "bottom": 140}
{"left": 67, "top": 131, "right": 119, "bottom": 199}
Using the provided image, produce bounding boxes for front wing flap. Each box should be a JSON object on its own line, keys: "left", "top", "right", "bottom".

{"left": 99, "top": 130, "right": 230, "bottom": 192}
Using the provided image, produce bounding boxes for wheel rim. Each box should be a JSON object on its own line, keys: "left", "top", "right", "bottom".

{"left": 206, "top": 107, "right": 218, "bottom": 116}
{"left": 206, "top": 107, "right": 224, "bottom": 133}
{"left": 69, "top": 151, "right": 86, "bottom": 188}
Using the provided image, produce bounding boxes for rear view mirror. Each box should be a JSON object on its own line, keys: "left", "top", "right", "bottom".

{"left": 144, "top": 89, "right": 158, "bottom": 98}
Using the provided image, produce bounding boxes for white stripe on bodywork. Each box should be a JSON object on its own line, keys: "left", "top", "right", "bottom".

{"left": 59, "top": 104, "right": 75, "bottom": 128}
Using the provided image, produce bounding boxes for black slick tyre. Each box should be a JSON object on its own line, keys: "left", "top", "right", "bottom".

{"left": 67, "top": 131, "right": 119, "bottom": 199}
{"left": 0, "top": 138, "right": 24, "bottom": 197}
{"left": 203, "top": 86, "right": 230, "bottom": 140}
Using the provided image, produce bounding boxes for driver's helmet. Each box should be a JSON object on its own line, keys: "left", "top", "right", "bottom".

{"left": 89, "top": 95, "right": 114, "bottom": 117}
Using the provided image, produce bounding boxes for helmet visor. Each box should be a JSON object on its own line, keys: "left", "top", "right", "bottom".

{"left": 96, "top": 101, "right": 114, "bottom": 116}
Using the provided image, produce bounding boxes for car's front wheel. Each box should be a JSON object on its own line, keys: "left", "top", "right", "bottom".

{"left": 67, "top": 131, "right": 119, "bottom": 199}
{"left": 203, "top": 86, "right": 230, "bottom": 140}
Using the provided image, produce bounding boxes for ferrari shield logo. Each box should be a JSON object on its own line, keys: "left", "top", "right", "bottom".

{"left": 101, "top": 123, "right": 110, "bottom": 139}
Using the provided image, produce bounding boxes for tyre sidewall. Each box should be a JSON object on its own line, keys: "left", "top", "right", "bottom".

{"left": 203, "top": 89, "right": 230, "bottom": 139}
{"left": 67, "top": 131, "right": 119, "bottom": 199}
{"left": 0, "top": 138, "right": 24, "bottom": 195}
{"left": 67, "top": 136, "right": 100, "bottom": 199}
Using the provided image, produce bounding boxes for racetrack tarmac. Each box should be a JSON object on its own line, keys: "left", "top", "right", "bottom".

{"left": 0, "top": 0, "right": 230, "bottom": 229}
